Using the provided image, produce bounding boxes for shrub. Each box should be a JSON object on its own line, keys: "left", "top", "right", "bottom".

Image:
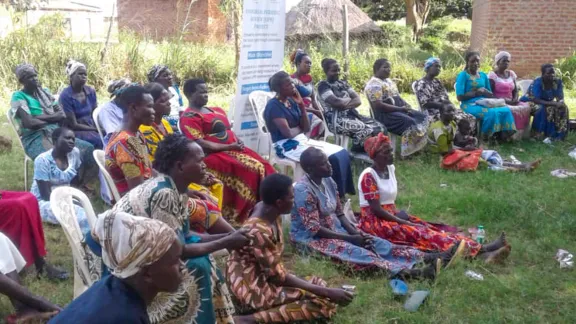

{"left": 555, "top": 52, "right": 576, "bottom": 89}
{"left": 376, "top": 22, "right": 412, "bottom": 48}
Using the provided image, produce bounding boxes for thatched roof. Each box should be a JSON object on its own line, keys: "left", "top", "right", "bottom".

{"left": 285, "top": 0, "right": 381, "bottom": 39}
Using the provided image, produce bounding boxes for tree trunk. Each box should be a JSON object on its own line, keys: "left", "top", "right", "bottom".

{"left": 233, "top": 3, "right": 241, "bottom": 73}
{"left": 405, "top": 0, "right": 430, "bottom": 41}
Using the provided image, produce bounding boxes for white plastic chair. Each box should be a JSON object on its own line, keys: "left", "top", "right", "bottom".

{"left": 517, "top": 79, "right": 533, "bottom": 96}
{"left": 312, "top": 92, "right": 335, "bottom": 142}
{"left": 92, "top": 106, "right": 105, "bottom": 145}
{"left": 367, "top": 104, "right": 399, "bottom": 157}
{"left": 6, "top": 113, "right": 33, "bottom": 191}
{"left": 50, "top": 187, "right": 101, "bottom": 298}
{"left": 93, "top": 150, "right": 121, "bottom": 203}
{"left": 248, "top": 91, "right": 304, "bottom": 180}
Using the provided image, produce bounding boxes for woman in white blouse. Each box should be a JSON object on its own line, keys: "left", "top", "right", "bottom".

{"left": 357, "top": 133, "right": 511, "bottom": 263}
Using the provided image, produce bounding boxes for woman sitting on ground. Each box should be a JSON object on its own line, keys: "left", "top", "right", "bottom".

{"left": 140, "top": 82, "right": 223, "bottom": 209}
{"left": 50, "top": 212, "right": 183, "bottom": 324}
{"left": 31, "top": 127, "right": 92, "bottom": 234}
{"left": 289, "top": 49, "right": 326, "bottom": 139}
{"left": 180, "top": 78, "right": 276, "bottom": 225}
{"left": 9, "top": 64, "right": 95, "bottom": 164}
{"left": 520, "top": 63, "right": 570, "bottom": 141}
{"left": 227, "top": 174, "right": 354, "bottom": 324}
{"left": 430, "top": 105, "right": 541, "bottom": 172}
{"left": 264, "top": 71, "right": 355, "bottom": 197}
{"left": 358, "top": 133, "right": 512, "bottom": 263}
{"left": 488, "top": 51, "right": 532, "bottom": 139}
{"left": 1, "top": 232, "right": 62, "bottom": 323}
{"left": 456, "top": 51, "right": 516, "bottom": 141}
{"left": 58, "top": 60, "right": 102, "bottom": 149}
{"left": 365, "top": 59, "right": 429, "bottom": 157}
{"left": 147, "top": 65, "right": 184, "bottom": 130}
{"left": 110, "top": 134, "right": 247, "bottom": 323}
{"left": 291, "top": 147, "right": 454, "bottom": 277}
{"left": 0, "top": 191, "right": 69, "bottom": 280}
{"left": 414, "top": 57, "right": 476, "bottom": 129}
{"left": 98, "top": 78, "right": 133, "bottom": 140}
{"left": 317, "top": 58, "right": 385, "bottom": 152}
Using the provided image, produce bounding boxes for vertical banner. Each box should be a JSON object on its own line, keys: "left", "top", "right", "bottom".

{"left": 233, "top": 0, "right": 286, "bottom": 155}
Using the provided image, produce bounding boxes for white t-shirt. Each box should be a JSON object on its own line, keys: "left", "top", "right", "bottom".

{"left": 358, "top": 165, "right": 397, "bottom": 207}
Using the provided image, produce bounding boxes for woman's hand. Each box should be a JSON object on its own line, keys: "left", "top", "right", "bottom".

{"left": 223, "top": 228, "right": 250, "bottom": 250}
{"left": 505, "top": 99, "right": 519, "bottom": 105}
{"left": 321, "top": 288, "right": 354, "bottom": 305}
{"left": 227, "top": 142, "right": 244, "bottom": 151}
{"left": 396, "top": 210, "right": 410, "bottom": 221}
{"left": 292, "top": 87, "right": 305, "bottom": 108}
{"left": 347, "top": 234, "right": 365, "bottom": 247}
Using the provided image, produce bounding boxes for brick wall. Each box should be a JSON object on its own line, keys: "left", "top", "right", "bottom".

{"left": 117, "top": 0, "right": 227, "bottom": 42}
{"left": 470, "top": 0, "right": 576, "bottom": 77}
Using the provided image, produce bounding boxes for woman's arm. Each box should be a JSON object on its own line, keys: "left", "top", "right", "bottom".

{"left": 278, "top": 274, "right": 353, "bottom": 305}
{"left": 367, "top": 199, "right": 418, "bottom": 226}
{"left": 346, "top": 88, "right": 362, "bottom": 109}
{"left": 64, "top": 112, "right": 98, "bottom": 131}
{"left": 456, "top": 72, "right": 482, "bottom": 102}
{"left": 338, "top": 215, "right": 359, "bottom": 235}
{"left": 0, "top": 273, "right": 61, "bottom": 312}
{"left": 182, "top": 229, "right": 248, "bottom": 258}
{"left": 195, "top": 139, "right": 240, "bottom": 153}
{"left": 16, "top": 109, "right": 47, "bottom": 130}
{"left": 272, "top": 118, "right": 304, "bottom": 139}
{"left": 36, "top": 180, "right": 52, "bottom": 201}
{"left": 370, "top": 100, "right": 409, "bottom": 114}
{"left": 34, "top": 110, "right": 66, "bottom": 123}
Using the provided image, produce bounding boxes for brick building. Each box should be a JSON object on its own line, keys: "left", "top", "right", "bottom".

{"left": 471, "top": 0, "right": 576, "bottom": 77}
{"left": 117, "top": 0, "right": 228, "bottom": 42}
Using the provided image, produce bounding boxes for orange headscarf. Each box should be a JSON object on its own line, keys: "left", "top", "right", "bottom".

{"left": 364, "top": 133, "right": 391, "bottom": 159}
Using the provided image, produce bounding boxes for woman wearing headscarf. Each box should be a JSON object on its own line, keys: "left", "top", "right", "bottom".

{"left": 263, "top": 71, "right": 355, "bottom": 198}
{"left": 414, "top": 57, "right": 476, "bottom": 130}
{"left": 364, "top": 59, "right": 429, "bottom": 157}
{"left": 97, "top": 78, "right": 133, "bottom": 140}
{"left": 520, "top": 63, "right": 570, "bottom": 141}
{"left": 49, "top": 211, "right": 184, "bottom": 324}
{"left": 357, "top": 133, "right": 512, "bottom": 263}
{"left": 58, "top": 60, "right": 102, "bottom": 149}
{"left": 289, "top": 49, "right": 325, "bottom": 139}
{"left": 488, "top": 51, "right": 532, "bottom": 139}
{"left": 317, "top": 58, "right": 385, "bottom": 151}
{"left": 456, "top": 51, "right": 516, "bottom": 141}
{"left": 9, "top": 63, "right": 95, "bottom": 162}
{"left": 147, "top": 64, "right": 183, "bottom": 130}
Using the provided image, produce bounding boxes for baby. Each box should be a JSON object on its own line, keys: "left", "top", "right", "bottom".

{"left": 454, "top": 119, "right": 478, "bottom": 149}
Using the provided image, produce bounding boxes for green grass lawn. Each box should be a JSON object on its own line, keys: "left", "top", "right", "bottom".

{"left": 1, "top": 93, "right": 576, "bottom": 323}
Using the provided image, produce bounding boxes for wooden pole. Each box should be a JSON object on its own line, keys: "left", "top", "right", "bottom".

{"left": 100, "top": 3, "right": 116, "bottom": 63}
{"left": 342, "top": 4, "right": 349, "bottom": 81}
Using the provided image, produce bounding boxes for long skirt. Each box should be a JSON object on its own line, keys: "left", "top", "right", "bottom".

{"left": 359, "top": 204, "right": 482, "bottom": 257}
{"left": 74, "top": 116, "right": 104, "bottom": 149}
{"left": 274, "top": 134, "right": 355, "bottom": 197}
{"left": 327, "top": 109, "right": 386, "bottom": 147}
{"left": 291, "top": 216, "right": 422, "bottom": 275}
{"left": 375, "top": 110, "right": 429, "bottom": 157}
{"left": 205, "top": 147, "right": 276, "bottom": 225}
{"left": 0, "top": 232, "right": 27, "bottom": 275}
{"left": 0, "top": 191, "right": 46, "bottom": 267}
{"left": 461, "top": 103, "right": 516, "bottom": 137}
{"left": 531, "top": 103, "right": 569, "bottom": 140}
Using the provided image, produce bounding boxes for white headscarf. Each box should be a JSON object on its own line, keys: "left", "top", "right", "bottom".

{"left": 494, "top": 51, "right": 511, "bottom": 65}
{"left": 66, "top": 59, "right": 86, "bottom": 77}
{"left": 92, "top": 211, "right": 177, "bottom": 279}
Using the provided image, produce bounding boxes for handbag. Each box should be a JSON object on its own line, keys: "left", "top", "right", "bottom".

{"left": 475, "top": 98, "right": 506, "bottom": 108}
{"left": 441, "top": 149, "right": 483, "bottom": 171}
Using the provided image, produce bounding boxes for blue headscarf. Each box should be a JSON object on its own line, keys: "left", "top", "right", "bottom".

{"left": 424, "top": 57, "right": 441, "bottom": 71}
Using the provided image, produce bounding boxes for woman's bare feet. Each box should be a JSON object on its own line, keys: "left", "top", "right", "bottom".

{"left": 479, "top": 245, "right": 511, "bottom": 264}
{"left": 481, "top": 232, "right": 508, "bottom": 253}
{"left": 38, "top": 262, "right": 69, "bottom": 281}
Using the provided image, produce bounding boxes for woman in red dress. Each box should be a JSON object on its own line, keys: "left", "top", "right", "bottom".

{"left": 357, "top": 133, "right": 511, "bottom": 263}
{"left": 179, "top": 79, "right": 275, "bottom": 225}
{"left": 0, "top": 191, "right": 68, "bottom": 280}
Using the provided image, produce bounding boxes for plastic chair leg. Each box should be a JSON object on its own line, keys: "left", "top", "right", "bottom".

{"left": 23, "top": 158, "right": 28, "bottom": 191}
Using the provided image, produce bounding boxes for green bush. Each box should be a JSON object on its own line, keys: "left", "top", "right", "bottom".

{"left": 418, "top": 17, "right": 451, "bottom": 53}
{"left": 555, "top": 52, "right": 576, "bottom": 89}
{"left": 376, "top": 22, "right": 412, "bottom": 48}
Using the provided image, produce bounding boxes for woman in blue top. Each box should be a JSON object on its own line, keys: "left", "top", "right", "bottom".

{"left": 59, "top": 60, "right": 102, "bottom": 149}
{"left": 520, "top": 63, "right": 569, "bottom": 140}
{"left": 264, "top": 71, "right": 355, "bottom": 197}
{"left": 456, "top": 51, "right": 516, "bottom": 140}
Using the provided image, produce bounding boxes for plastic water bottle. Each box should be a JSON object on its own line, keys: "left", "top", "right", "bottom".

{"left": 476, "top": 225, "right": 485, "bottom": 244}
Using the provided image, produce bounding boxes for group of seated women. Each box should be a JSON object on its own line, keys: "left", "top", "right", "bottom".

{"left": 3, "top": 47, "right": 568, "bottom": 322}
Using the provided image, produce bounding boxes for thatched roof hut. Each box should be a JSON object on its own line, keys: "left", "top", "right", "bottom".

{"left": 285, "top": 0, "right": 381, "bottom": 40}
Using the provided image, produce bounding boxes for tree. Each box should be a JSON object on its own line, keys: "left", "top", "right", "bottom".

{"left": 405, "top": 0, "right": 430, "bottom": 40}
{"left": 220, "top": 0, "right": 242, "bottom": 73}
{"left": 352, "top": 0, "right": 472, "bottom": 22}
